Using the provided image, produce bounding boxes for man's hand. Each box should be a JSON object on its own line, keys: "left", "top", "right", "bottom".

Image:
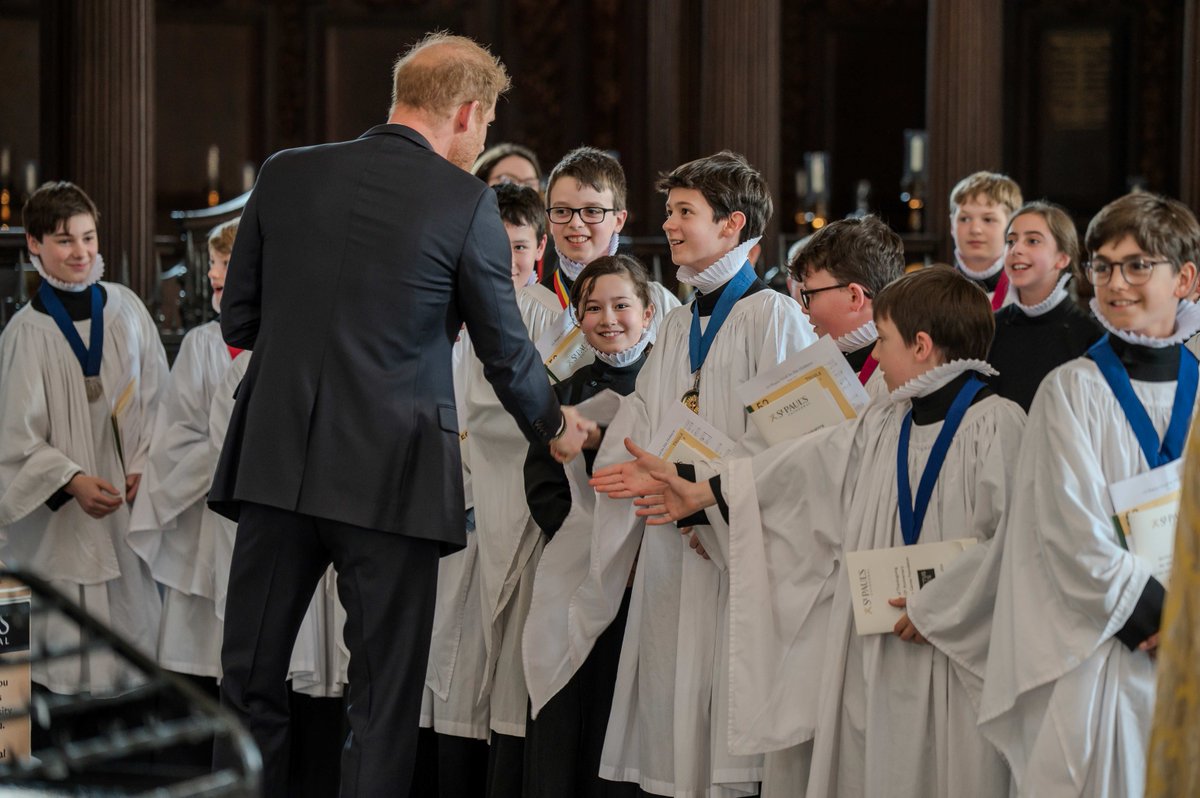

{"left": 550, "top": 406, "right": 598, "bottom": 464}
{"left": 125, "top": 473, "right": 142, "bottom": 504}
{"left": 590, "top": 438, "right": 671, "bottom": 498}
{"left": 889, "top": 597, "right": 929, "bottom": 645}
{"left": 634, "top": 469, "right": 716, "bottom": 526}
{"left": 65, "top": 473, "right": 123, "bottom": 518}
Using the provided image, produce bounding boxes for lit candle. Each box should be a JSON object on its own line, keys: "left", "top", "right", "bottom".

{"left": 24, "top": 161, "right": 37, "bottom": 196}
{"left": 242, "top": 162, "right": 256, "bottom": 193}
{"left": 207, "top": 145, "right": 220, "bottom": 185}
{"left": 809, "top": 154, "right": 825, "bottom": 195}
{"left": 909, "top": 134, "right": 924, "bottom": 175}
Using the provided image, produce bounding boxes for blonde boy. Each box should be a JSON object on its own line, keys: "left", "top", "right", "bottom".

{"left": 949, "top": 171, "right": 1023, "bottom": 308}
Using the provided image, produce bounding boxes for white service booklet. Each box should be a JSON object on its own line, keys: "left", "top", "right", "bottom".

{"left": 574, "top": 389, "right": 623, "bottom": 427}
{"left": 648, "top": 403, "right": 737, "bottom": 466}
{"left": 844, "top": 538, "right": 979, "bottom": 635}
{"left": 735, "top": 335, "right": 871, "bottom": 447}
{"left": 1109, "top": 460, "right": 1182, "bottom": 587}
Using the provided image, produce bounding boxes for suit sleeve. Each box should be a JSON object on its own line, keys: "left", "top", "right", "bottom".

{"left": 220, "top": 158, "right": 268, "bottom": 349}
{"left": 457, "top": 189, "right": 561, "bottom": 444}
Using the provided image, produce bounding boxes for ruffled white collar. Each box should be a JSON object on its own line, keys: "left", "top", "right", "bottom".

{"left": 556, "top": 232, "right": 620, "bottom": 281}
{"left": 1014, "top": 272, "right": 1071, "bottom": 317}
{"left": 888, "top": 359, "right": 998, "bottom": 403}
{"left": 676, "top": 236, "right": 760, "bottom": 294}
{"left": 32, "top": 253, "right": 105, "bottom": 292}
{"left": 835, "top": 319, "right": 877, "bottom": 353}
{"left": 1089, "top": 297, "right": 1200, "bottom": 348}
{"left": 591, "top": 328, "right": 653, "bottom": 367}
{"left": 954, "top": 250, "right": 1005, "bottom": 281}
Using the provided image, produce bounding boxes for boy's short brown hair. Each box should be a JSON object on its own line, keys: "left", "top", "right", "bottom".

{"left": 391, "top": 31, "right": 510, "bottom": 118}
{"left": 546, "top": 147, "right": 628, "bottom": 212}
{"left": 655, "top": 151, "right": 772, "bottom": 243}
{"left": 207, "top": 218, "right": 240, "bottom": 256}
{"left": 493, "top": 183, "right": 546, "bottom": 238}
{"left": 873, "top": 265, "right": 994, "bottom": 361}
{"left": 22, "top": 181, "right": 99, "bottom": 241}
{"left": 472, "top": 143, "right": 542, "bottom": 185}
{"left": 1084, "top": 192, "right": 1200, "bottom": 272}
{"left": 571, "top": 253, "right": 653, "bottom": 317}
{"left": 949, "top": 171, "right": 1023, "bottom": 217}
{"left": 789, "top": 216, "right": 904, "bottom": 297}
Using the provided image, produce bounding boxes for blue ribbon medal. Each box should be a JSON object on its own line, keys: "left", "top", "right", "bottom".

{"left": 1087, "top": 334, "right": 1198, "bottom": 468}
{"left": 897, "top": 374, "right": 987, "bottom": 545}
{"left": 681, "top": 261, "right": 757, "bottom": 413}
{"left": 38, "top": 280, "right": 105, "bottom": 402}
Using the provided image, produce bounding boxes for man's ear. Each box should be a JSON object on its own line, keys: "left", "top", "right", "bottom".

{"left": 453, "top": 100, "right": 480, "bottom": 132}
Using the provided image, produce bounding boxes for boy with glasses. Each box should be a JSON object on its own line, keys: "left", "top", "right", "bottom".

{"left": 542, "top": 147, "right": 678, "bottom": 332}
{"left": 981, "top": 192, "right": 1200, "bottom": 796}
{"left": 790, "top": 215, "right": 905, "bottom": 394}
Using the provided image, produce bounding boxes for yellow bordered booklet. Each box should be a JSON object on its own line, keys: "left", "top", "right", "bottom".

{"left": 0, "top": 574, "right": 31, "bottom": 761}
{"left": 535, "top": 313, "right": 590, "bottom": 384}
{"left": 1109, "top": 460, "right": 1181, "bottom": 587}
{"left": 648, "top": 402, "right": 736, "bottom": 465}
{"left": 735, "top": 335, "right": 872, "bottom": 447}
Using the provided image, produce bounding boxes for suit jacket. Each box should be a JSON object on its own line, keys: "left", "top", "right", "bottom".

{"left": 209, "top": 124, "right": 561, "bottom": 550}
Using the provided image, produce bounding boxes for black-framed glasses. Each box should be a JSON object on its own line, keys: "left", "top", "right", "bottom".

{"left": 1084, "top": 257, "right": 1172, "bottom": 286}
{"left": 798, "top": 283, "right": 863, "bottom": 309}
{"left": 546, "top": 206, "right": 617, "bottom": 225}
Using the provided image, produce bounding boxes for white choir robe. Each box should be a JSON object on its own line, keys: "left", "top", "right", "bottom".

{"left": 420, "top": 330, "right": 490, "bottom": 739}
{"left": 128, "top": 320, "right": 233, "bottom": 677}
{"left": 567, "top": 289, "right": 814, "bottom": 797}
{"left": 714, "top": 391, "right": 1023, "bottom": 798}
{"left": 209, "top": 352, "right": 349, "bottom": 696}
{"left": 470, "top": 283, "right": 563, "bottom": 736}
{"left": 0, "top": 283, "right": 168, "bottom": 693}
{"left": 979, "top": 358, "right": 1193, "bottom": 796}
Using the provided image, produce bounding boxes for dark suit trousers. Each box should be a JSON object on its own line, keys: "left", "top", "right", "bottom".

{"left": 215, "top": 502, "right": 439, "bottom": 798}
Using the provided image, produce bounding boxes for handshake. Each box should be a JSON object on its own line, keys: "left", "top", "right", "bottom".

{"left": 549, "top": 405, "right": 601, "bottom": 464}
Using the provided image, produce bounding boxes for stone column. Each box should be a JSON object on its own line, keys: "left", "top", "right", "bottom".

{"left": 698, "top": 0, "right": 782, "bottom": 262}
{"left": 925, "top": 0, "right": 1004, "bottom": 260}
{"left": 46, "top": 0, "right": 155, "bottom": 300}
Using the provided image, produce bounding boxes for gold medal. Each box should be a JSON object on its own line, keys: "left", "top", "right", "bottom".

{"left": 84, "top": 375, "right": 104, "bottom": 403}
{"left": 681, "top": 370, "right": 701, "bottom": 414}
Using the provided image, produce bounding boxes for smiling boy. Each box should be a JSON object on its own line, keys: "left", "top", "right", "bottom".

{"left": 572, "top": 151, "right": 815, "bottom": 797}
{"left": 981, "top": 192, "right": 1200, "bottom": 796}
{"left": 0, "top": 181, "right": 168, "bottom": 695}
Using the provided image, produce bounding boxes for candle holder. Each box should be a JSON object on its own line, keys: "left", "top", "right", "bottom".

{"left": 900, "top": 130, "right": 927, "bottom": 233}
{"left": 803, "top": 151, "right": 830, "bottom": 232}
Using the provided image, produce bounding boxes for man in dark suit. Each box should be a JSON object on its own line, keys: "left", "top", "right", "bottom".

{"left": 209, "top": 32, "right": 593, "bottom": 797}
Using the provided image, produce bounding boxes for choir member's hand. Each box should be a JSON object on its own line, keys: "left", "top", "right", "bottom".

{"left": 583, "top": 425, "right": 603, "bottom": 450}
{"left": 550, "top": 406, "right": 598, "bottom": 464}
{"left": 889, "top": 597, "right": 929, "bottom": 645}
{"left": 634, "top": 471, "right": 716, "bottom": 526}
{"left": 683, "top": 527, "right": 710, "bottom": 560}
{"left": 590, "top": 438, "right": 670, "bottom": 498}
{"left": 1138, "top": 632, "right": 1160, "bottom": 660}
{"left": 125, "top": 472, "right": 142, "bottom": 504}
{"left": 66, "top": 473, "right": 124, "bottom": 518}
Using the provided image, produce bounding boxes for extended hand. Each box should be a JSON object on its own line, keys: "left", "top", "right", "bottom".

{"left": 889, "top": 597, "right": 929, "bottom": 644}
{"left": 634, "top": 469, "right": 714, "bottom": 526}
{"left": 66, "top": 473, "right": 123, "bottom": 519}
{"left": 589, "top": 438, "right": 670, "bottom": 498}
{"left": 550, "top": 406, "right": 598, "bottom": 464}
